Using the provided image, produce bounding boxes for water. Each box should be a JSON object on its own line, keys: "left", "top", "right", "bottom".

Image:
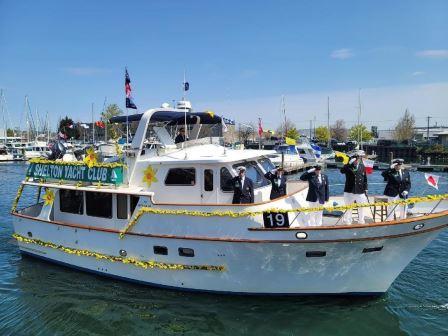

{"left": 0, "top": 163, "right": 447, "bottom": 336}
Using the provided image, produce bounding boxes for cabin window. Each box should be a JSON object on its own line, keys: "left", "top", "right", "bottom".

{"left": 259, "top": 158, "right": 275, "bottom": 173}
{"left": 117, "top": 194, "right": 128, "bottom": 219}
{"left": 204, "top": 169, "right": 214, "bottom": 191}
{"left": 220, "top": 167, "right": 233, "bottom": 192}
{"left": 86, "top": 192, "right": 112, "bottom": 218}
{"left": 59, "top": 189, "right": 84, "bottom": 215}
{"left": 130, "top": 195, "right": 140, "bottom": 215}
{"left": 165, "top": 168, "right": 196, "bottom": 186}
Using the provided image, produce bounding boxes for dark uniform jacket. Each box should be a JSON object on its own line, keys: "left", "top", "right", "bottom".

{"left": 232, "top": 176, "right": 254, "bottom": 204}
{"left": 300, "top": 171, "right": 329, "bottom": 204}
{"left": 381, "top": 168, "right": 411, "bottom": 198}
{"left": 264, "top": 172, "right": 287, "bottom": 200}
{"left": 340, "top": 163, "right": 368, "bottom": 194}
{"left": 174, "top": 134, "right": 186, "bottom": 144}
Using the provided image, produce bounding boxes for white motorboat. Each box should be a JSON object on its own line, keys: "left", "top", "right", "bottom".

{"left": 11, "top": 101, "right": 448, "bottom": 295}
{"left": 0, "top": 145, "right": 14, "bottom": 161}
{"left": 266, "top": 145, "right": 305, "bottom": 170}
{"left": 23, "top": 141, "right": 50, "bottom": 160}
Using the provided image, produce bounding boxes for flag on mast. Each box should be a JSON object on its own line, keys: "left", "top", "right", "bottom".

{"left": 125, "top": 68, "right": 137, "bottom": 109}
{"left": 258, "top": 118, "right": 263, "bottom": 137}
{"left": 425, "top": 173, "right": 440, "bottom": 189}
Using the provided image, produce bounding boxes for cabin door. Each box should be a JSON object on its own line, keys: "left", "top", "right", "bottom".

{"left": 200, "top": 167, "right": 217, "bottom": 204}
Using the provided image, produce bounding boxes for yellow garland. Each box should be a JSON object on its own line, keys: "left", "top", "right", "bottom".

{"left": 13, "top": 234, "right": 225, "bottom": 272}
{"left": 11, "top": 184, "right": 25, "bottom": 213}
{"left": 29, "top": 158, "right": 126, "bottom": 169}
{"left": 118, "top": 194, "right": 448, "bottom": 237}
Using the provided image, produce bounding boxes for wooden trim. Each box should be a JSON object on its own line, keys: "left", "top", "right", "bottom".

{"left": 12, "top": 212, "right": 447, "bottom": 244}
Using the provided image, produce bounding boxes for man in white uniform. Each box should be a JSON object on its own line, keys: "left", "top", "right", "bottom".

{"left": 340, "top": 154, "right": 369, "bottom": 224}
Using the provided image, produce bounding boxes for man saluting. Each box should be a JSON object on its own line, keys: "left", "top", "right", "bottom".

{"left": 340, "top": 153, "right": 369, "bottom": 224}
{"left": 300, "top": 164, "right": 329, "bottom": 226}
{"left": 382, "top": 158, "right": 411, "bottom": 220}
{"left": 232, "top": 166, "right": 254, "bottom": 204}
{"left": 264, "top": 168, "right": 287, "bottom": 200}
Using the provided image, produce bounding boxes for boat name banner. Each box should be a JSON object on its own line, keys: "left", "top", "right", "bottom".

{"left": 26, "top": 162, "right": 123, "bottom": 184}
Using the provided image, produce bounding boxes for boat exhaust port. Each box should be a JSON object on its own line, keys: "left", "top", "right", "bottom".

{"left": 295, "top": 232, "right": 308, "bottom": 239}
{"left": 119, "top": 249, "right": 127, "bottom": 257}
{"left": 413, "top": 223, "right": 425, "bottom": 230}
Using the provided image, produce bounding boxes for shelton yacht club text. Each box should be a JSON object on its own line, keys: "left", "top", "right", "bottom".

{"left": 31, "top": 164, "right": 109, "bottom": 182}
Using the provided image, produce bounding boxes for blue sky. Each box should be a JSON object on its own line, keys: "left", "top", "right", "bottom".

{"left": 1, "top": 0, "right": 447, "bottom": 131}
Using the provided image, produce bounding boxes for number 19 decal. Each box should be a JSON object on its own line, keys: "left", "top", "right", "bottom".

{"left": 263, "top": 212, "right": 290, "bottom": 228}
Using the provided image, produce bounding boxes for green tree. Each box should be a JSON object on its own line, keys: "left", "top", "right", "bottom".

{"left": 58, "top": 116, "right": 80, "bottom": 139}
{"left": 6, "top": 128, "right": 14, "bottom": 137}
{"left": 394, "top": 109, "right": 415, "bottom": 142}
{"left": 349, "top": 124, "right": 373, "bottom": 141}
{"left": 101, "top": 104, "right": 123, "bottom": 140}
{"left": 286, "top": 127, "right": 300, "bottom": 140}
{"left": 315, "top": 126, "right": 330, "bottom": 143}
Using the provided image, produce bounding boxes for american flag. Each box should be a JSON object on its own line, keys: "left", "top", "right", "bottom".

{"left": 125, "top": 68, "right": 137, "bottom": 109}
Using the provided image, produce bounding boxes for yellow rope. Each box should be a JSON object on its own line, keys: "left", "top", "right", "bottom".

{"left": 13, "top": 234, "right": 225, "bottom": 272}
{"left": 29, "top": 158, "right": 126, "bottom": 169}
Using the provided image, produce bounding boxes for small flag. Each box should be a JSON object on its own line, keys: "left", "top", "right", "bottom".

{"left": 425, "top": 173, "right": 439, "bottom": 189}
{"left": 335, "top": 151, "right": 349, "bottom": 164}
{"left": 363, "top": 158, "right": 374, "bottom": 174}
{"left": 285, "top": 137, "right": 296, "bottom": 145}
{"left": 258, "top": 118, "right": 263, "bottom": 137}
{"left": 221, "top": 116, "right": 228, "bottom": 133}
{"left": 95, "top": 121, "right": 105, "bottom": 128}
{"left": 184, "top": 81, "right": 190, "bottom": 91}
{"left": 125, "top": 68, "right": 137, "bottom": 109}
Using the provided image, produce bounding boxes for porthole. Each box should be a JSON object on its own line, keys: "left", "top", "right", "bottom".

{"left": 295, "top": 232, "right": 308, "bottom": 239}
{"left": 362, "top": 246, "right": 383, "bottom": 253}
{"left": 179, "top": 247, "right": 194, "bottom": 257}
{"left": 119, "top": 249, "right": 127, "bottom": 257}
{"left": 27, "top": 231, "right": 32, "bottom": 238}
{"left": 413, "top": 223, "right": 425, "bottom": 230}
{"left": 306, "top": 251, "right": 326, "bottom": 258}
{"left": 154, "top": 246, "right": 168, "bottom": 255}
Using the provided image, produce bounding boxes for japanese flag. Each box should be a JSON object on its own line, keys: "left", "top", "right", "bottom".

{"left": 425, "top": 173, "right": 439, "bottom": 189}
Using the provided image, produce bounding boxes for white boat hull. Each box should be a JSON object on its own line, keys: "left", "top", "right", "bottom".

{"left": 13, "top": 213, "right": 447, "bottom": 295}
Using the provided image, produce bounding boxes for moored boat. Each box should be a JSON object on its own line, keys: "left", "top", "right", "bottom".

{"left": 10, "top": 102, "right": 448, "bottom": 295}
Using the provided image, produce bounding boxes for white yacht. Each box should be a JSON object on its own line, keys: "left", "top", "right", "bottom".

{"left": 0, "top": 145, "right": 14, "bottom": 161}
{"left": 23, "top": 141, "right": 50, "bottom": 160}
{"left": 266, "top": 145, "right": 305, "bottom": 170}
{"left": 11, "top": 101, "right": 448, "bottom": 295}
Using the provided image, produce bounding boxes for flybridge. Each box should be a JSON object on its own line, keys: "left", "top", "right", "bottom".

{"left": 26, "top": 160, "right": 124, "bottom": 185}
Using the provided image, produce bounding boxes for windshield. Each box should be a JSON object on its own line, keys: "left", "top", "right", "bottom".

{"left": 232, "top": 161, "right": 269, "bottom": 189}
{"left": 276, "top": 145, "right": 297, "bottom": 155}
{"left": 258, "top": 157, "right": 275, "bottom": 173}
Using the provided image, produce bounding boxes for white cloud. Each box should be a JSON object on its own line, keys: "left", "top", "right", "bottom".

{"left": 330, "top": 48, "right": 354, "bottom": 60}
{"left": 416, "top": 50, "right": 448, "bottom": 59}
{"left": 62, "top": 67, "right": 111, "bottom": 76}
{"left": 412, "top": 71, "right": 426, "bottom": 76}
{"left": 196, "top": 82, "right": 448, "bottom": 130}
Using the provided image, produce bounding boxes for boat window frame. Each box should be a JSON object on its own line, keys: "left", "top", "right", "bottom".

{"left": 232, "top": 161, "right": 270, "bottom": 189}
{"left": 164, "top": 167, "right": 197, "bottom": 186}
{"left": 220, "top": 167, "right": 234, "bottom": 193}
{"left": 85, "top": 191, "right": 113, "bottom": 219}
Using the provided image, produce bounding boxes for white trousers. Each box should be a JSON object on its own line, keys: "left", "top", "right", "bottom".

{"left": 343, "top": 192, "right": 369, "bottom": 224}
{"left": 386, "top": 195, "right": 407, "bottom": 221}
{"left": 306, "top": 201, "right": 324, "bottom": 227}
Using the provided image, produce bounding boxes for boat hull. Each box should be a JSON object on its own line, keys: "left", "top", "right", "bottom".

{"left": 12, "top": 214, "right": 447, "bottom": 295}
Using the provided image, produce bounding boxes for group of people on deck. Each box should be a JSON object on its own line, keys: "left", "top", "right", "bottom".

{"left": 231, "top": 151, "right": 412, "bottom": 227}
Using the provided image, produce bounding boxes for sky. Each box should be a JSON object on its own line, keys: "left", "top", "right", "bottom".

{"left": 0, "top": 0, "right": 447, "bottom": 132}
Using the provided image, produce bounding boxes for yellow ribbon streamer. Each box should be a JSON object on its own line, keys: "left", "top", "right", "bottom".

{"left": 119, "top": 194, "right": 448, "bottom": 238}
{"left": 13, "top": 234, "right": 225, "bottom": 272}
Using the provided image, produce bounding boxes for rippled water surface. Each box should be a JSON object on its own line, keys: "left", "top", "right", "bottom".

{"left": 0, "top": 162, "right": 447, "bottom": 335}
